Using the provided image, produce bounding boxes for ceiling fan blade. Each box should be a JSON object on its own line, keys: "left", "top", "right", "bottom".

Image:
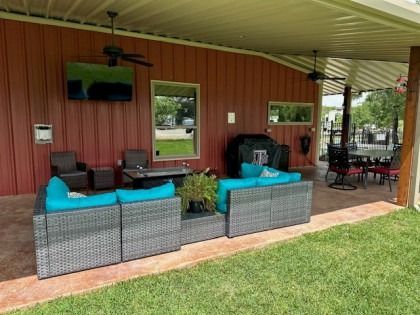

{"left": 121, "top": 53, "right": 145, "bottom": 59}
{"left": 121, "top": 56, "right": 153, "bottom": 67}
{"left": 324, "top": 77, "right": 346, "bottom": 81}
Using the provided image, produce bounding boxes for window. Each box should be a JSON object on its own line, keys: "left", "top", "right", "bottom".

{"left": 151, "top": 81, "right": 200, "bottom": 161}
{"left": 268, "top": 101, "right": 314, "bottom": 125}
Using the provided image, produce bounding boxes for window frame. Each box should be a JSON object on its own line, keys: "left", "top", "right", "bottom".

{"left": 151, "top": 80, "right": 200, "bottom": 161}
{"left": 267, "top": 101, "right": 314, "bottom": 126}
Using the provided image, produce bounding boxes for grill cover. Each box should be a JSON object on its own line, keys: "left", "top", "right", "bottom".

{"left": 226, "top": 134, "right": 289, "bottom": 177}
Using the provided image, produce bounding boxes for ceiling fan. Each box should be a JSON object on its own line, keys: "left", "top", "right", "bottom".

{"left": 307, "top": 50, "right": 345, "bottom": 83}
{"left": 100, "top": 11, "right": 153, "bottom": 67}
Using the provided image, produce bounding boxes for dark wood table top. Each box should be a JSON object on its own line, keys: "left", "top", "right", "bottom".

{"left": 124, "top": 167, "right": 193, "bottom": 179}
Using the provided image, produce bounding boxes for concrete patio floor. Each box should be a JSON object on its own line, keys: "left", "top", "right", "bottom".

{"left": 0, "top": 165, "right": 400, "bottom": 313}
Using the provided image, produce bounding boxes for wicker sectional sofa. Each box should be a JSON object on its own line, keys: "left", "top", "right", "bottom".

{"left": 33, "top": 179, "right": 313, "bottom": 279}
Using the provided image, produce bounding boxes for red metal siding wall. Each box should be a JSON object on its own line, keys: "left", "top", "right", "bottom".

{"left": 0, "top": 19, "right": 319, "bottom": 195}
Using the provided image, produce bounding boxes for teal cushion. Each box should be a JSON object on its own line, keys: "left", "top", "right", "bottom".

{"left": 256, "top": 174, "right": 290, "bottom": 187}
{"left": 241, "top": 162, "right": 264, "bottom": 178}
{"left": 116, "top": 182, "right": 175, "bottom": 203}
{"left": 46, "top": 192, "right": 117, "bottom": 212}
{"left": 46, "top": 176, "right": 70, "bottom": 199}
{"left": 216, "top": 178, "right": 257, "bottom": 213}
{"left": 287, "top": 172, "right": 302, "bottom": 182}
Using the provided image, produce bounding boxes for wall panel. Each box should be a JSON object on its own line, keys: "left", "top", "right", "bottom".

{"left": 0, "top": 20, "right": 319, "bottom": 195}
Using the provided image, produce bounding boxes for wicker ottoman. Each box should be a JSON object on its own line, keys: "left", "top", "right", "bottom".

{"left": 91, "top": 167, "right": 115, "bottom": 190}
{"left": 181, "top": 212, "right": 226, "bottom": 245}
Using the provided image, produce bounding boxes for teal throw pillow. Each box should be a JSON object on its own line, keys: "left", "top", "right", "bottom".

{"left": 241, "top": 162, "right": 264, "bottom": 178}
{"left": 46, "top": 176, "right": 70, "bottom": 199}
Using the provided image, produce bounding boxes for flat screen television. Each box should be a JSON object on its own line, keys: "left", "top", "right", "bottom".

{"left": 66, "top": 62, "right": 134, "bottom": 101}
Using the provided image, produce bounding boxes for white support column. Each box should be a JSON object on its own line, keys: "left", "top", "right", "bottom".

{"left": 408, "top": 82, "right": 420, "bottom": 207}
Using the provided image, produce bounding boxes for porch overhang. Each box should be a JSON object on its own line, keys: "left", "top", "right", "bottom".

{"left": 1, "top": 0, "right": 420, "bottom": 95}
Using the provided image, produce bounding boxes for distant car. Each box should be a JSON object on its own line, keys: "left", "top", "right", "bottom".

{"left": 182, "top": 117, "right": 194, "bottom": 133}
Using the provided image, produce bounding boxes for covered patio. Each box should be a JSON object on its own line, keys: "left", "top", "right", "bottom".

{"left": 0, "top": 164, "right": 398, "bottom": 312}
{"left": 1, "top": 0, "right": 420, "bottom": 312}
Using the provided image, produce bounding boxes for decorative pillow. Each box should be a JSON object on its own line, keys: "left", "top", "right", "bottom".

{"left": 259, "top": 168, "right": 279, "bottom": 178}
{"left": 240, "top": 162, "right": 264, "bottom": 178}
{"left": 67, "top": 192, "right": 87, "bottom": 198}
{"left": 216, "top": 178, "right": 257, "bottom": 213}
{"left": 116, "top": 182, "right": 175, "bottom": 203}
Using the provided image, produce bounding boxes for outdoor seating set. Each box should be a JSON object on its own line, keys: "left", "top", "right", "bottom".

{"left": 33, "top": 161, "right": 312, "bottom": 279}
{"left": 325, "top": 143, "right": 402, "bottom": 191}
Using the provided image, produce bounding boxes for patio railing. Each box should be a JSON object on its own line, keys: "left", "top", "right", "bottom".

{"left": 319, "top": 121, "right": 403, "bottom": 160}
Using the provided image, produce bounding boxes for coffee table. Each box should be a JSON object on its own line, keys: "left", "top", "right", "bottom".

{"left": 124, "top": 167, "right": 193, "bottom": 189}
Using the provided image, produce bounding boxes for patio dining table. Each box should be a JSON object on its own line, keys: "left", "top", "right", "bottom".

{"left": 349, "top": 149, "right": 394, "bottom": 187}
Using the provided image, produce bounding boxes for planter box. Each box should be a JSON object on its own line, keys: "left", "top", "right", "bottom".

{"left": 181, "top": 211, "right": 226, "bottom": 245}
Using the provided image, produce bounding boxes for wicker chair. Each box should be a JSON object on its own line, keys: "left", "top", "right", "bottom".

{"left": 122, "top": 149, "right": 149, "bottom": 184}
{"left": 50, "top": 151, "right": 88, "bottom": 190}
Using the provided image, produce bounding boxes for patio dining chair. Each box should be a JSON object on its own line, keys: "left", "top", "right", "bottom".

{"left": 326, "top": 144, "right": 365, "bottom": 190}
{"left": 368, "top": 144, "right": 401, "bottom": 192}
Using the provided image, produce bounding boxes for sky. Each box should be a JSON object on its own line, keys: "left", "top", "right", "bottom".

{"left": 322, "top": 93, "right": 367, "bottom": 107}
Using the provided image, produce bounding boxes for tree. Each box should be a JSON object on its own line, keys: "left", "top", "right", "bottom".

{"left": 154, "top": 96, "right": 181, "bottom": 126}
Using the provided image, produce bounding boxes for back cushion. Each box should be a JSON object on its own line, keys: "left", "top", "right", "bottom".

{"left": 124, "top": 150, "right": 148, "bottom": 169}
{"left": 51, "top": 152, "right": 77, "bottom": 174}
{"left": 216, "top": 178, "right": 257, "bottom": 213}
{"left": 116, "top": 182, "right": 175, "bottom": 203}
{"left": 46, "top": 192, "right": 117, "bottom": 212}
{"left": 241, "top": 162, "right": 264, "bottom": 178}
{"left": 46, "top": 176, "right": 70, "bottom": 199}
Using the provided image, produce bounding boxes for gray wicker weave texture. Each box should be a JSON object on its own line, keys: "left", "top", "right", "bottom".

{"left": 33, "top": 187, "right": 50, "bottom": 279}
{"left": 92, "top": 167, "right": 115, "bottom": 190}
{"left": 46, "top": 205, "right": 121, "bottom": 278}
{"left": 33, "top": 187, "right": 122, "bottom": 279}
{"left": 227, "top": 186, "right": 272, "bottom": 237}
{"left": 122, "top": 197, "right": 181, "bottom": 261}
{"left": 181, "top": 213, "right": 226, "bottom": 245}
{"left": 271, "top": 181, "right": 313, "bottom": 229}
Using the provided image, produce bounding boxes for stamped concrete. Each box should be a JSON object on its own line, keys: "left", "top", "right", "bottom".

{"left": 0, "top": 166, "right": 400, "bottom": 313}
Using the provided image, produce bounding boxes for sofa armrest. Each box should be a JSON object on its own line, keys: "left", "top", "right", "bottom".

{"left": 33, "top": 186, "right": 49, "bottom": 279}
{"left": 76, "top": 162, "right": 87, "bottom": 172}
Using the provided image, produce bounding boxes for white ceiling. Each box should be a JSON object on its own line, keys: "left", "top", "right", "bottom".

{"left": 1, "top": 0, "right": 419, "bottom": 94}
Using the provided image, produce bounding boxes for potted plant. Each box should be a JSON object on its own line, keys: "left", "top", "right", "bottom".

{"left": 176, "top": 168, "right": 217, "bottom": 213}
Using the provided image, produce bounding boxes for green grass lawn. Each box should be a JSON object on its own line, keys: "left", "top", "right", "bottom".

{"left": 156, "top": 139, "right": 194, "bottom": 156}
{"left": 13, "top": 209, "right": 420, "bottom": 315}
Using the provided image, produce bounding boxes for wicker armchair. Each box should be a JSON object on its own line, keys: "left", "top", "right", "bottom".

{"left": 50, "top": 151, "right": 88, "bottom": 190}
{"left": 122, "top": 149, "right": 149, "bottom": 184}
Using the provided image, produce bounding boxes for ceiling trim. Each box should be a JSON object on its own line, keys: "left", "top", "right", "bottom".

{"left": 0, "top": 11, "right": 309, "bottom": 73}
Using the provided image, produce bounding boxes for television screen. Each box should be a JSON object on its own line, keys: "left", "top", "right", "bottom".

{"left": 66, "top": 62, "right": 134, "bottom": 101}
